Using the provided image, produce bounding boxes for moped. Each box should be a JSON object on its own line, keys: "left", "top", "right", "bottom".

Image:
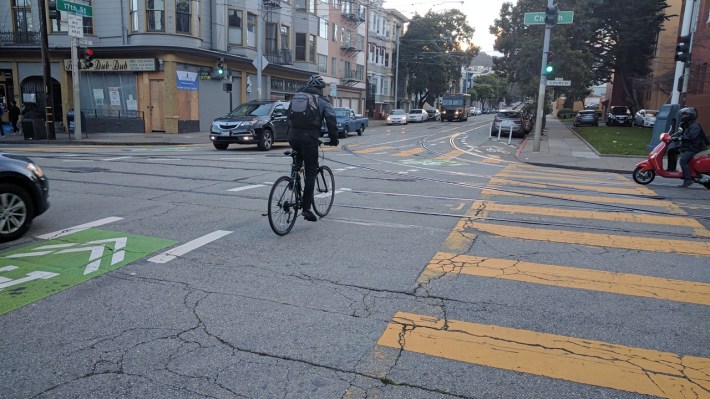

{"left": 632, "top": 131, "right": 710, "bottom": 189}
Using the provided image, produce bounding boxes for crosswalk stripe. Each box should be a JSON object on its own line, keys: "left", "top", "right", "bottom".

{"left": 496, "top": 171, "right": 628, "bottom": 184}
{"left": 377, "top": 312, "right": 710, "bottom": 399}
{"left": 476, "top": 200, "right": 710, "bottom": 237}
{"left": 422, "top": 252, "right": 710, "bottom": 305}
{"left": 490, "top": 177, "right": 655, "bottom": 195}
{"left": 481, "top": 189, "right": 684, "bottom": 211}
{"left": 354, "top": 146, "right": 393, "bottom": 154}
{"left": 468, "top": 222, "right": 710, "bottom": 256}
{"left": 435, "top": 149, "right": 464, "bottom": 160}
{"left": 392, "top": 148, "right": 426, "bottom": 157}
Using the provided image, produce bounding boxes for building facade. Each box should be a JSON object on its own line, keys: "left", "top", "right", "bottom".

{"left": 0, "top": 0, "right": 381, "bottom": 134}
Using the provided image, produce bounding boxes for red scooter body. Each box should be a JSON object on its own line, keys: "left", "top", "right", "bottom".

{"left": 633, "top": 132, "right": 710, "bottom": 188}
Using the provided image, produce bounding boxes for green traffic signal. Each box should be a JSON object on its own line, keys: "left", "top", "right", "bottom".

{"left": 545, "top": 64, "right": 554, "bottom": 74}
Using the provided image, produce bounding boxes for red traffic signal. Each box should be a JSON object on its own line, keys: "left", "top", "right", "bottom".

{"left": 83, "top": 48, "right": 94, "bottom": 69}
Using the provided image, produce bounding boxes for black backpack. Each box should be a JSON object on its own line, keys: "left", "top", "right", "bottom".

{"left": 288, "top": 92, "right": 321, "bottom": 129}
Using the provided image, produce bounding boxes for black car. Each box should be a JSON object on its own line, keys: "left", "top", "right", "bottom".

{"left": 573, "top": 110, "right": 599, "bottom": 127}
{"left": 0, "top": 153, "right": 50, "bottom": 242}
{"left": 209, "top": 100, "right": 290, "bottom": 151}
{"left": 606, "top": 106, "right": 632, "bottom": 127}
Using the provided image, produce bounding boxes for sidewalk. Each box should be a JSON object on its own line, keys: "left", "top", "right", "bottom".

{"left": 1, "top": 117, "right": 643, "bottom": 174}
{"left": 514, "top": 116, "right": 643, "bottom": 174}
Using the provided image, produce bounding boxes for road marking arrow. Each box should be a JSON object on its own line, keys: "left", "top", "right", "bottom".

{"left": 6, "top": 238, "right": 128, "bottom": 275}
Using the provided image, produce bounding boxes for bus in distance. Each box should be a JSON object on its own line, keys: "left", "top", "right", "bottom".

{"left": 440, "top": 93, "right": 471, "bottom": 122}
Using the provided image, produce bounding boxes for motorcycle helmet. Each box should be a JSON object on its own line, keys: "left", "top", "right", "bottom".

{"left": 679, "top": 107, "right": 697, "bottom": 123}
{"left": 307, "top": 75, "right": 326, "bottom": 89}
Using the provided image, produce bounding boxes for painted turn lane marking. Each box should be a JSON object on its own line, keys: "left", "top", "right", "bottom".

{"left": 420, "top": 252, "right": 710, "bottom": 306}
{"left": 377, "top": 312, "right": 710, "bottom": 399}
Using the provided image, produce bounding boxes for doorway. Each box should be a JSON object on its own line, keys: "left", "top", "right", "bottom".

{"left": 149, "top": 79, "right": 164, "bottom": 132}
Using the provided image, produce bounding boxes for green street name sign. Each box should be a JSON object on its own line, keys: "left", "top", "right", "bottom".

{"left": 524, "top": 11, "right": 574, "bottom": 25}
{"left": 57, "top": 0, "right": 93, "bottom": 17}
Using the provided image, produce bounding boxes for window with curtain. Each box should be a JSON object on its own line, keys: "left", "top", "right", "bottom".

{"left": 228, "top": 9, "right": 242, "bottom": 45}
{"left": 176, "top": 0, "right": 190, "bottom": 34}
{"left": 147, "top": 0, "right": 165, "bottom": 32}
{"left": 246, "top": 13, "right": 256, "bottom": 47}
{"left": 295, "top": 33, "right": 306, "bottom": 61}
{"left": 265, "top": 23, "right": 277, "bottom": 54}
{"left": 13, "top": 0, "right": 33, "bottom": 35}
{"left": 309, "top": 34, "right": 316, "bottom": 63}
{"left": 129, "top": 0, "right": 139, "bottom": 32}
{"left": 280, "top": 25, "right": 289, "bottom": 49}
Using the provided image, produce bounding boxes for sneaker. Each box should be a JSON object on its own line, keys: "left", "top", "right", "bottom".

{"left": 679, "top": 180, "right": 693, "bottom": 188}
{"left": 302, "top": 209, "right": 317, "bottom": 222}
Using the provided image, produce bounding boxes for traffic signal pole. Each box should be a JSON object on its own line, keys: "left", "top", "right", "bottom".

{"left": 71, "top": 37, "right": 82, "bottom": 140}
{"left": 532, "top": 0, "right": 555, "bottom": 152}
{"left": 671, "top": 0, "right": 698, "bottom": 106}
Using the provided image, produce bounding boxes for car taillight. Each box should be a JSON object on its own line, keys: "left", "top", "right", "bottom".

{"left": 494, "top": 117, "right": 501, "bottom": 122}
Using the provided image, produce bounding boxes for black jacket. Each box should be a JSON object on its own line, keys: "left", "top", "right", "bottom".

{"left": 680, "top": 120, "right": 708, "bottom": 152}
{"left": 287, "top": 86, "right": 338, "bottom": 142}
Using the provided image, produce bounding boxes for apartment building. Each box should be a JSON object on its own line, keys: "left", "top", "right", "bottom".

{"left": 0, "top": 0, "right": 378, "bottom": 134}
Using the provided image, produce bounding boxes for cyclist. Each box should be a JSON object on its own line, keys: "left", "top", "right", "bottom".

{"left": 287, "top": 74, "right": 338, "bottom": 222}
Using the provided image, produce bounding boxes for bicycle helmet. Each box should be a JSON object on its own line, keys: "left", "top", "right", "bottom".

{"left": 307, "top": 75, "right": 326, "bottom": 89}
{"left": 679, "top": 107, "right": 697, "bottom": 123}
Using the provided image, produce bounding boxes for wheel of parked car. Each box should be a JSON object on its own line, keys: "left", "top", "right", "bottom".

{"left": 357, "top": 125, "right": 364, "bottom": 136}
{"left": 258, "top": 129, "right": 274, "bottom": 151}
{"left": 0, "top": 183, "right": 35, "bottom": 243}
{"left": 339, "top": 127, "right": 348, "bottom": 139}
{"left": 213, "top": 142, "right": 229, "bottom": 150}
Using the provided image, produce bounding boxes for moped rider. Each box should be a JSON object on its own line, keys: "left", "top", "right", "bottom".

{"left": 677, "top": 107, "right": 709, "bottom": 188}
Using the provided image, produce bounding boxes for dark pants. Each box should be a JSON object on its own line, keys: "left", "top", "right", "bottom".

{"left": 667, "top": 147, "right": 679, "bottom": 171}
{"left": 10, "top": 117, "right": 19, "bottom": 133}
{"left": 679, "top": 150, "right": 698, "bottom": 181}
{"left": 288, "top": 134, "right": 319, "bottom": 211}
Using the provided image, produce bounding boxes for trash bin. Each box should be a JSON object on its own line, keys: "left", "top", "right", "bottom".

{"left": 21, "top": 115, "right": 46, "bottom": 140}
{"left": 67, "top": 109, "right": 86, "bottom": 136}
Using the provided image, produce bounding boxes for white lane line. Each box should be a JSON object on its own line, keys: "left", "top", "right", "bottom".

{"left": 37, "top": 217, "right": 124, "bottom": 240}
{"left": 103, "top": 156, "right": 132, "bottom": 161}
{"left": 148, "top": 230, "right": 233, "bottom": 264}
{"left": 227, "top": 184, "right": 265, "bottom": 192}
{"left": 149, "top": 158, "right": 182, "bottom": 161}
{"left": 219, "top": 157, "right": 254, "bottom": 160}
{"left": 334, "top": 168, "right": 348, "bottom": 172}
{"left": 315, "top": 187, "right": 351, "bottom": 198}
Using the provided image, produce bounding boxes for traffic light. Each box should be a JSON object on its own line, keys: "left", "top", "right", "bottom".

{"left": 545, "top": 52, "right": 554, "bottom": 74}
{"left": 215, "top": 59, "right": 225, "bottom": 79}
{"left": 48, "top": 1, "right": 60, "bottom": 20}
{"left": 675, "top": 35, "right": 691, "bottom": 63}
{"left": 83, "top": 48, "right": 94, "bottom": 69}
{"left": 545, "top": 4, "right": 559, "bottom": 26}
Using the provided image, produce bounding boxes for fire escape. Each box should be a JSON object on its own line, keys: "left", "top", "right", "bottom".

{"left": 340, "top": 0, "right": 365, "bottom": 86}
{"left": 262, "top": 0, "right": 293, "bottom": 65}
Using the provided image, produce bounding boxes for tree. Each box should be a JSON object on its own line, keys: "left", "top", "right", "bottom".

{"left": 490, "top": 0, "right": 670, "bottom": 110}
{"left": 399, "top": 9, "right": 479, "bottom": 108}
{"left": 470, "top": 74, "right": 509, "bottom": 107}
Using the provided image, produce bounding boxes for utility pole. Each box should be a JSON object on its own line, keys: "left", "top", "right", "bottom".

{"left": 394, "top": 23, "right": 401, "bottom": 109}
{"left": 38, "top": 0, "right": 56, "bottom": 139}
{"left": 532, "top": 0, "right": 555, "bottom": 152}
{"left": 671, "top": 0, "right": 698, "bottom": 106}
{"left": 256, "top": 0, "right": 264, "bottom": 99}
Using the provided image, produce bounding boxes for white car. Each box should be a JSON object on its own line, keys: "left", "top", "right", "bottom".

{"left": 407, "top": 109, "right": 427, "bottom": 123}
{"left": 633, "top": 109, "right": 658, "bottom": 128}
{"left": 387, "top": 109, "right": 408, "bottom": 125}
{"left": 469, "top": 107, "right": 481, "bottom": 116}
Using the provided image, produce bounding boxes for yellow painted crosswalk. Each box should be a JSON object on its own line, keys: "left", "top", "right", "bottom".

{"left": 374, "top": 165, "right": 710, "bottom": 398}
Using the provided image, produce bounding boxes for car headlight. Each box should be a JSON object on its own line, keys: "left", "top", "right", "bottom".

{"left": 27, "top": 163, "right": 44, "bottom": 178}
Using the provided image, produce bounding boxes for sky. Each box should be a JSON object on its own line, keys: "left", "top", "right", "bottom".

{"left": 382, "top": 0, "right": 513, "bottom": 55}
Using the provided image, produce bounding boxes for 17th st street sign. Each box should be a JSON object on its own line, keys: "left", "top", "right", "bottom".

{"left": 57, "top": 0, "right": 93, "bottom": 17}
{"left": 525, "top": 11, "right": 574, "bottom": 25}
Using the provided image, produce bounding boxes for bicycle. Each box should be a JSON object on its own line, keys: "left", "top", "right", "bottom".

{"left": 267, "top": 142, "right": 335, "bottom": 235}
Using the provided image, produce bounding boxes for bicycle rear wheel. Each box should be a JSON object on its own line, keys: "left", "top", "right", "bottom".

{"left": 313, "top": 165, "right": 335, "bottom": 217}
{"left": 268, "top": 176, "right": 298, "bottom": 235}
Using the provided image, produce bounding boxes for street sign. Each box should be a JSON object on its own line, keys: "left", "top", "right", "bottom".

{"left": 547, "top": 79, "right": 572, "bottom": 87}
{"left": 57, "top": 0, "right": 93, "bottom": 17}
{"left": 252, "top": 55, "right": 269, "bottom": 72}
{"left": 67, "top": 13, "right": 83, "bottom": 38}
{"left": 78, "top": 38, "right": 93, "bottom": 46}
{"left": 524, "top": 11, "right": 574, "bottom": 25}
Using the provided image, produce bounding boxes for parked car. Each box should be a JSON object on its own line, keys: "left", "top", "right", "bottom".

{"left": 573, "top": 110, "right": 599, "bottom": 127}
{"left": 386, "top": 109, "right": 408, "bottom": 125}
{"left": 633, "top": 109, "right": 658, "bottom": 128}
{"left": 606, "top": 106, "right": 633, "bottom": 127}
{"left": 0, "top": 153, "right": 50, "bottom": 242}
{"left": 425, "top": 109, "right": 440, "bottom": 121}
{"left": 210, "top": 100, "right": 290, "bottom": 151}
{"left": 407, "top": 109, "right": 428, "bottom": 123}
{"left": 491, "top": 110, "right": 527, "bottom": 137}
{"left": 468, "top": 107, "right": 481, "bottom": 116}
{"left": 321, "top": 107, "right": 368, "bottom": 138}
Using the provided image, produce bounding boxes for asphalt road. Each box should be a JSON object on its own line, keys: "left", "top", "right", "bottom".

{"left": 1, "top": 116, "right": 708, "bottom": 399}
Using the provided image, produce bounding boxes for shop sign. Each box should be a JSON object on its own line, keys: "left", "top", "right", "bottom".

{"left": 199, "top": 69, "right": 212, "bottom": 80}
{"left": 177, "top": 71, "right": 199, "bottom": 91}
{"left": 64, "top": 58, "right": 157, "bottom": 72}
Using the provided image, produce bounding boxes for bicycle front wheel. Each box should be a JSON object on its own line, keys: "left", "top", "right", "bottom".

{"left": 313, "top": 165, "right": 335, "bottom": 217}
{"left": 268, "top": 176, "right": 298, "bottom": 236}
